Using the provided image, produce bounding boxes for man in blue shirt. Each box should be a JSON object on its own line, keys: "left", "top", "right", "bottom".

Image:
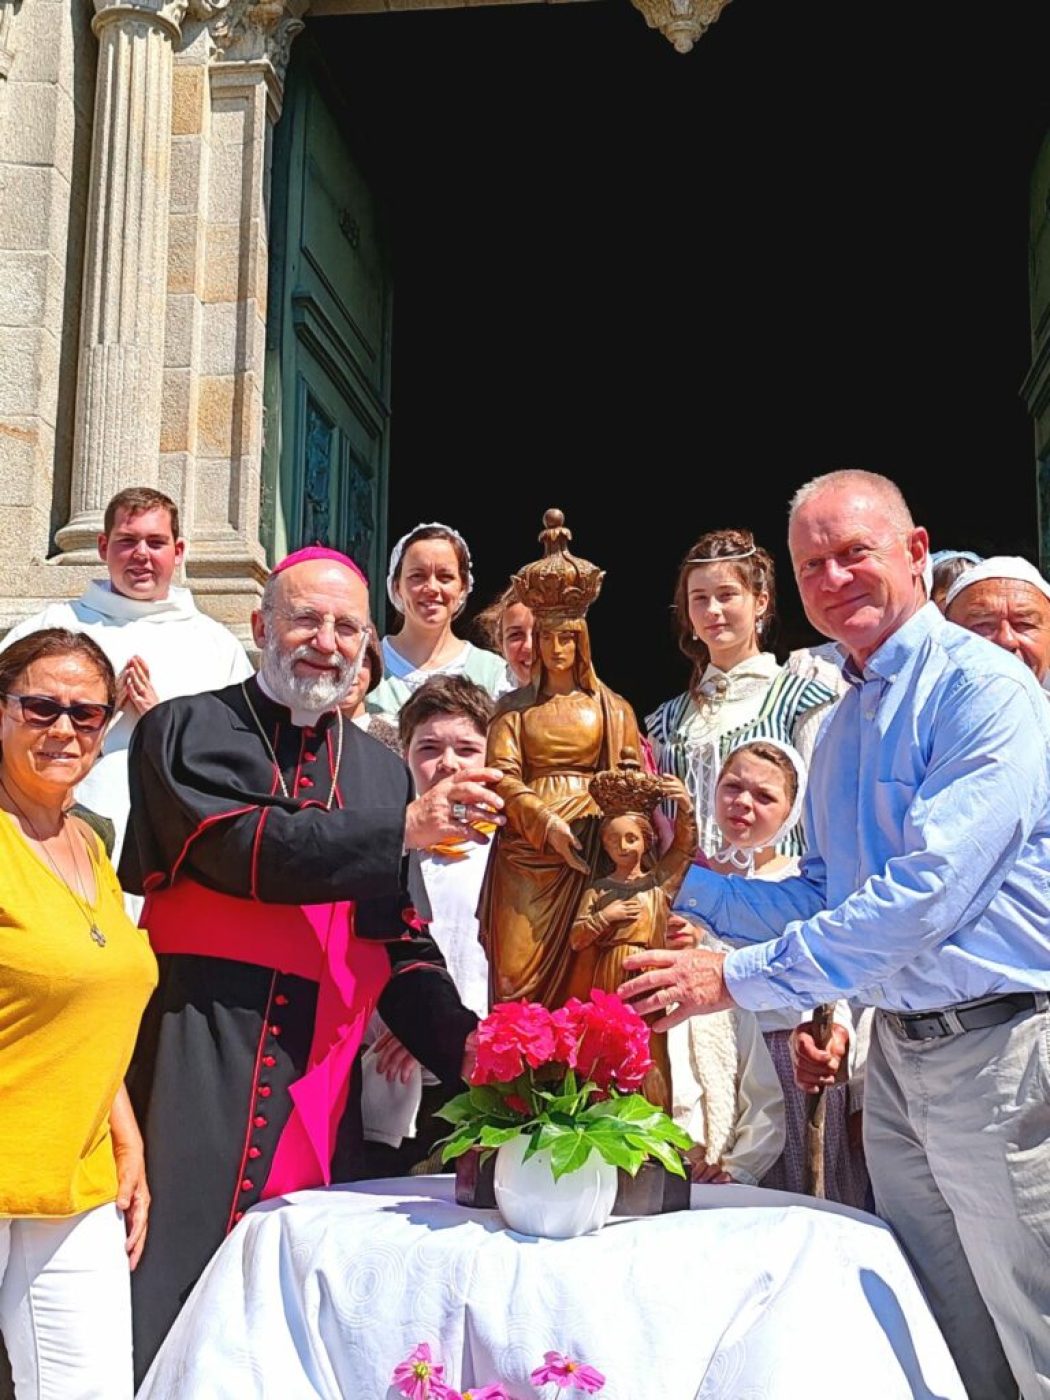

{"left": 622, "top": 470, "right": 1050, "bottom": 1400}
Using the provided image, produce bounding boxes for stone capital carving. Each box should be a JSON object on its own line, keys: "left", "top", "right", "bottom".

{"left": 203, "top": 0, "right": 306, "bottom": 83}
{"left": 629, "top": 0, "right": 732, "bottom": 54}
{"left": 92, "top": 0, "right": 191, "bottom": 43}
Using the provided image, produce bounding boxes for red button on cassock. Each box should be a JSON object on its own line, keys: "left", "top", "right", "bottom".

{"left": 262, "top": 1055, "right": 276, "bottom": 1068}
{"left": 274, "top": 994, "right": 289, "bottom": 1007}
{"left": 248, "top": 1146, "right": 261, "bottom": 1159}
{"left": 257, "top": 1085, "right": 272, "bottom": 1098}
{"left": 253, "top": 1115, "right": 268, "bottom": 1128}
{"left": 269, "top": 1024, "right": 282, "bottom": 1038}
{"left": 233, "top": 1211, "right": 244, "bottom": 1223}
{"left": 303, "top": 749, "right": 317, "bottom": 763}
{"left": 299, "top": 776, "right": 314, "bottom": 789}
{"left": 240, "top": 1179, "right": 253, "bottom": 1192}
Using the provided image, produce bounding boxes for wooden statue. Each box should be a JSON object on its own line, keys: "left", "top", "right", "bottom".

{"left": 480, "top": 509, "right": 642, "bottom": 1008}
{"left": 569, "top": 749, "right": 696, "bottom": 1113}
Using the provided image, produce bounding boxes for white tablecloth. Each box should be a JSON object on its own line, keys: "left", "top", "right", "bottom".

{"left": 138, "top": 1177, "right": 964, "bottom": 1400}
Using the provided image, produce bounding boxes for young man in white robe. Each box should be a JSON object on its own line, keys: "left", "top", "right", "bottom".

{"left": 0, "top": 487, "right": 252, "bottom": 859}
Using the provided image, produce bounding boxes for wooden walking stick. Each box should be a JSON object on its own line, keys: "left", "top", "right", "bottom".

{"left": 803, "top": 1002, "right": 834, "bottom": 1198}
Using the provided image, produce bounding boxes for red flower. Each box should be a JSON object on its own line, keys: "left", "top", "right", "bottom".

{"left": 550, "top": 1001, "right": 584, "bottom": 1067}
{"left": 470, "top": 1002, "right": 559, "bottom": 1085}
{"left": 571, "top": 990, "right": 652, "bottom": 1092}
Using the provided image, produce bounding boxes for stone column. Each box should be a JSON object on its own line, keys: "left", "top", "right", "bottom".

{"left": 158, "top": 0, "right": 305, "bottom": 632}
{"left": 53, "top": 0, "right": 188, "bottom": 563}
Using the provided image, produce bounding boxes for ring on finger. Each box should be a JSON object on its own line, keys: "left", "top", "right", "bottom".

{"left": 451, "top": 801, "right": 469, "bottom": 824}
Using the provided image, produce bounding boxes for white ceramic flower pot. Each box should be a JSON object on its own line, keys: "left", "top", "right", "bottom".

{"left": 493, "top": 1134, "right": 618, "bottom": 1239}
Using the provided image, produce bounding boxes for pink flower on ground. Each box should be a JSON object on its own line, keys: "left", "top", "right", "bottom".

{"left": 392, "top": 1342, "right": 447, "bottom": 1399}
{"left": 530, "top": 1350, "right": 606, "bottom": 1392}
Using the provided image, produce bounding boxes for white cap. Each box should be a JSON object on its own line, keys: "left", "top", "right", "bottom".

{"left": 386, "top": 522, "right": 475, "bottom": 614}
{"left": 943, "top": 555, "right": 1050, "bottom": 612}
{"left": 714, "top": 736, "right": 808, "bottom": 871}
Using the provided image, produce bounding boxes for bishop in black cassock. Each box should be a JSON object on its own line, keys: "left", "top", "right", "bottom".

{"left": 119, "top": 547, "right": 501, "bottom": 1382}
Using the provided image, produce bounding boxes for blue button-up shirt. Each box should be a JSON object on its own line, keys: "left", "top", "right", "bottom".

{"left": 675, "top": 604, "right": 1050, "bottom": 1013}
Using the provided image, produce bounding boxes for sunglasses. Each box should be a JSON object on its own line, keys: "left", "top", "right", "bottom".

{"left": 2, "top": 693, "right": 114, "bottom": 734}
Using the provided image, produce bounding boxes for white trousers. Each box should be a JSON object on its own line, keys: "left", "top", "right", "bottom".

{"left": 866, "top": 1003, "right": 1050, "bottom": 1400}
{"left": 0, "top": 1203, "right": 133, "bottom": 1399}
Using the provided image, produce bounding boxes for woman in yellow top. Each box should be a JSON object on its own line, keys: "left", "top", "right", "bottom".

{"left": 0, "top": 629, "right": 157, "bottom": 1399}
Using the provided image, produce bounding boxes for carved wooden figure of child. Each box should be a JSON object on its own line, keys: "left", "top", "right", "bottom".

{"left": 570, "top": 751, "right": 696, "bottom": 1114}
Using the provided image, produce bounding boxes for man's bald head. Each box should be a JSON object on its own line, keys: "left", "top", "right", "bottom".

{"left": 788, "top": 470, "right": 915, "bottom": 534}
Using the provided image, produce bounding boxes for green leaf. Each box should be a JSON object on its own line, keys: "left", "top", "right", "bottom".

{"left": 582, "top": 1132, "right": 644, "bottom": 1173}
{"left": 468, "top": 1085, "right": 518, "bottom": 1117}
{"left": 478, "top": 1124, "right": 522, "bottom": 1149}
{"left": 434, "top": 1093, "right": 475, "bottom": 1126}
{"left": 642, "top": 1137, "right": 688, "bottom": 1177}
{"left": 437, "top": 1125, "right": 484, "bottom": 1162}
{"left": 531, "top": 1121, "right": 574, "bottom": 1157}
{"left": 550, "top": 1132, "right": 592, "bottom": 1180}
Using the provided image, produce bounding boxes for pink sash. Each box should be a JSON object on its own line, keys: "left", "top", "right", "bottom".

{"left": 143, "top": 878, "right": 389, "bottom": 1198}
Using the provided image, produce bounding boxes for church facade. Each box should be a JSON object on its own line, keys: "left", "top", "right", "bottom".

{"left": 1, "top": 0, "right": 1047, "bottom": 648}
{"left": 0, "top": 0, "right": 728, "bottom": 642}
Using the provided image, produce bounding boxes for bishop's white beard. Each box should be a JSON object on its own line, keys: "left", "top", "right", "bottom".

{"left": 259, "top": 639, "right": 365, "bottom": 714}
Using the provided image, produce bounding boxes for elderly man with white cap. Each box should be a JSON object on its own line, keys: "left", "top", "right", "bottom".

{"left": 944, "top": 554, "right": 1050, "bottom": 685}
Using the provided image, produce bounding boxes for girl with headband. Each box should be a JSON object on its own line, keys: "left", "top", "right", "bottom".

{"left": 670, "top": 736, "right": 868, "bottom": 1206}
{"left": 366, "top": 523, "right": 506, "bottom": 718}
{"left": 647, "top": 527, "right": 835, "bottom": 860}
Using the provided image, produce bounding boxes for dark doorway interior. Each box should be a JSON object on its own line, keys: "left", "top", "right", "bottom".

{"left": 310, "top": 0, "right": 1050, "bottom": 714}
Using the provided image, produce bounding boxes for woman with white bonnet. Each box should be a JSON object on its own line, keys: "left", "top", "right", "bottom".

{"left": 366, "top": 523, "right": 506, "bottom": 718}
{"left": 944, "top": 554, "right": 1050, "bottom": 686}
{"left": 671, "top": 736, "right": 868, "bottom": 1205}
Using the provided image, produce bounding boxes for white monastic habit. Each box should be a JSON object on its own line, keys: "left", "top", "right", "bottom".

{"left": 1, "top": 580, "right": 253, "bottom": 857}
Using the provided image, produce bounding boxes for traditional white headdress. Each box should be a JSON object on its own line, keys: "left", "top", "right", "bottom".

{"left": 714, "top": 736, "right": 808, "bottom": 872}
{"left": 386, "top": 522, "right": 475, "bottom": 614}
{"left": 943, "top": 555, "right": 1050, "bottom": 611}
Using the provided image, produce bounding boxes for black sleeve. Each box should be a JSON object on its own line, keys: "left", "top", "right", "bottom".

{"left": 120, "top": 696, "right": 408, "bottom": 907}
{"left": 377, "top": 947, "right": 478, "bottom": 1088}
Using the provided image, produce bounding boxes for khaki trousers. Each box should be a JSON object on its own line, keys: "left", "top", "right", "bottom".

{"left": 865, "top": 1003, "right": 1050, "bottom": 1400}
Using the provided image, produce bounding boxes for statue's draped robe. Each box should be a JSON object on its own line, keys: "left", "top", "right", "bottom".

{"left": 480, "top": 682, "right": 640, "bottom": 1007}
{"left": 120, "top": 678, "right": 476, "bottom": 1381}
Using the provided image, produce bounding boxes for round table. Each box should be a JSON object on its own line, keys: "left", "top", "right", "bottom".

{"left": 138, "top": 1176, "right": 964, "bottom": 1399}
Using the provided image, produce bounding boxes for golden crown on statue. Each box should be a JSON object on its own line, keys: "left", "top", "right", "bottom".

{"left": 589, "top": 748, "right": 664, "bottom": 819}
{"left": 510, "top": 508, "right": 605, "bottom": 626}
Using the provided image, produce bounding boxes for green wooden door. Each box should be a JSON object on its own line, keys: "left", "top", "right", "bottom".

{"left": 1024, "top": 131, "right": 1050, "bottom": 567}
{"left": 263, "top": 41, "right": 392, "bottom": 618}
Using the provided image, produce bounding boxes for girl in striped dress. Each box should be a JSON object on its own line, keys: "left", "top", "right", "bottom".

{"left": 646, "top": 527, "right": 834, "bottom": 858}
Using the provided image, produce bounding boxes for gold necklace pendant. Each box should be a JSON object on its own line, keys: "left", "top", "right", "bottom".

{"left": 89, "top": 924, "right": 107, "bottom": 948}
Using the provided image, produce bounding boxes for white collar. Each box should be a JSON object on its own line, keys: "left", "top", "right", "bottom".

{"left": 698, "top": 651, "right": 779, "bottom": 693}
{"left": 79, "top": 579, "right": 199, "bottom": 624}
{"left": 255, "top": 670, "right": 335, "bottom": 730}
